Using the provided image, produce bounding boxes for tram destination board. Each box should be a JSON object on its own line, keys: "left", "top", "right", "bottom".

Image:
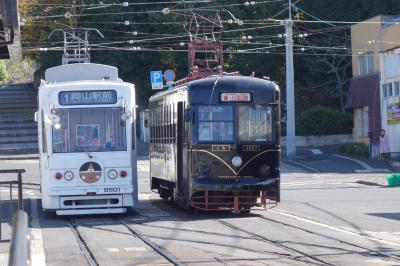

{"left": 220, "top": 92, "right": 252, "bottom": 102}
{"left": 59, "top": 90, "right": 117, "bottom": 105}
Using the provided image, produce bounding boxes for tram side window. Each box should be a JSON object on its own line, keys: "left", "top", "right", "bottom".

{"left": 198, "top": 106, "right": 234, "bottom": 142}
{"left": 238, "top": 105, "right": 272, "bottom": 142}
{"left": 41, "top": 111, "right": 47, "bottom": 153}
{"left": 150, "top": 110, "right": 155, "bottom": 143}
{"left": 157, "top": 107, "right": 161, "bottom": 142}
{"left": 131, "top": 111, "right": 135, "bottom": 150}
{"left": 172, "top": 103, "right": 176, "bottom": 140}
{"left": 167, "top": 104, "right": 170, "bottom": 143}
{"left": 155, "top": 108, "right": 158, "bottom": 142}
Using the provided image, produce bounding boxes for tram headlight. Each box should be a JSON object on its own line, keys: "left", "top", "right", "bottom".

{"left": 231, "top": 155, "right": 243, "bottom": 168}
{"left": 108, "top": 169, "right": 118, "bottom": 180}
{"left": 64, "top": 171, "right": 74, "bottom": 181}
{"left": 259, "top": 164, "right": 271, "bottom": 177}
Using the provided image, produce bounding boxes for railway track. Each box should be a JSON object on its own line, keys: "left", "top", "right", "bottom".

{"left": 217, "top": 219, "right": 334, "bottom": 266}
{"left": 257, "top": 213, "right": 400, "bottom": 262}
{"left": 217, "top": 212, "right": 400, "bottom": 266}
{"left": 120, "top": 220, "right": 184, "bottom": 266}
{"left": 67, "top": 218, "right": 184, "bottom": 266}
{"left": 67, "top": 219, "right": 99, "bottom": 266}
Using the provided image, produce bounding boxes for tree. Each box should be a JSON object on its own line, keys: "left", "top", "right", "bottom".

{"left": 301, "top": 34, "right": 352, "bottom": 111}
{"left": 0, "top": 61, "right": 8, "bottom": 84}
{"left": 5, "top": 58, "right": 38, "bottom": 84}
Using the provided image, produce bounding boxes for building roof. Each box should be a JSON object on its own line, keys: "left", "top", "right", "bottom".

{"left": 345, "top": 72, "right": 381, "bottom": 143}
{"left": 345, "top": 72, "right": 380, "bottom": 109}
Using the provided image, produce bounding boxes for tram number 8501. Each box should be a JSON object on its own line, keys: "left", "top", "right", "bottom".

{"left": 104, "top": 187, "right": 121, "bottom": 193}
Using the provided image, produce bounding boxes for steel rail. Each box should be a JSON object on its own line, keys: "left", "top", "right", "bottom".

{"left": 218, "top": 219, "right": 334, "bottom": 266}
{"left": 257, "top": 215, "right": 400, "bottom": 261}
{"left": 67, "top": 219, "right": 99, "bottom": 266}
{"left": 120, "top": 221, "right": 184, "bottom": 266}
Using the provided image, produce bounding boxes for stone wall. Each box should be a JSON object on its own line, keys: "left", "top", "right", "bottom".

{"left": 281, "top": 134, "right": 353, "bottom": 147}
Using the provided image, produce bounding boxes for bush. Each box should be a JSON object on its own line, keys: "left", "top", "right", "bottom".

{"left": 338, "top": 142, "right": 369, "bottom": 157}
{"left": 296, "top": 106, "right": 352, "bottom": 136}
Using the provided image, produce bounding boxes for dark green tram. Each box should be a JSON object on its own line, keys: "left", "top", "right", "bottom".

{"left": 149, "top": 75, "right": 280, "bottom": 212}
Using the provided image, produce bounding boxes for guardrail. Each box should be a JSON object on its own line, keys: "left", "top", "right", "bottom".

{"left": 0, "top": 169, "right": 29, "bottom": 266}
{"left": 0, "top": 169, "right": 25, "bottom": 240}
{"left": 8, "top": 210, "right": 30, "bottom": 266}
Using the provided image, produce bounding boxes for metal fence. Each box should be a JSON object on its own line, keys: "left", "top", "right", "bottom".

{"left": 0, "top": 169, "right": 29, "bottom": 266}
{"left": 0, "top": 169, "right": 25, "bottom": 240}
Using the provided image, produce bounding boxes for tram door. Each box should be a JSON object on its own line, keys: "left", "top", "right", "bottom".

{"left": 176, "top": 102, "right": 184, "bottom": 199}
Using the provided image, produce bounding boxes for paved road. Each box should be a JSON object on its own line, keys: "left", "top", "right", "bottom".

{"left": 284, "top": 146, "right": 400, "bottom": 174}
{"left": 0, "top": 158, "right": 399, "bottom": 265}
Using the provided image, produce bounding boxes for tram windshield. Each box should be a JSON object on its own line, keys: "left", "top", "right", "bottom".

{"left": 52, "top": 108, "right": 127, "bottom": 153}
{"left": 198, "top": 106, "right": 234, "bottom": 142}
{"left": 238, "top": 105, "right": 272, "bottom": 142}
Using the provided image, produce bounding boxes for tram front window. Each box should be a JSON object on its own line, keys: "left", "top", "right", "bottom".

{"left": 198, "top": 105, "right": 234, "bottom": 142}
{"left": 238, "top": 105, "right": 272, "bottom": 142}
{"left": 52, "top": 108, "right": 127, "bottom": 153}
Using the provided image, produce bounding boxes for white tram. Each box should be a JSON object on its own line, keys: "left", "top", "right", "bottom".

{"left": 36, "top": 63, "right": 137, "bottom": 215}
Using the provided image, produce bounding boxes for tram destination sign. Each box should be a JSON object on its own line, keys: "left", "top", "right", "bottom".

{"left": 220, "top": 92, "right": 252, "bottom": 102}
{"left": 59, "top": 90, "right": 117, "bottom": 105}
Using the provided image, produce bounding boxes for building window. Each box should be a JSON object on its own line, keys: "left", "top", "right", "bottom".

{"left": 383, "top": 84, "right": 387, "bottom": 97}
{"left": 388, "top": 83, "right": 393, "bottom": 97}
{"left": 358, "top": 51, "right": 374, "bottom": 75}
{"left": 395, "top": 81, "right": 400, "bottom": 96}
{"left": 362, "top": 106, "right": 369, "bottom": 137}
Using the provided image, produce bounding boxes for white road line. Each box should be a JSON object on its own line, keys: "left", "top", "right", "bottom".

{"left": 355, "top": 169, "right": 390, "bottom": 173}
{"left": 281, "top": 181, "right": 360, "bottom": 187}
{"left": 270, "top": 209, "right": 400, "bottom": 248}
{"left": 30, "top": 199, "right": 46, "bottom": 266}
{"left": 333, "top": 154, "right": 390, "bottom": 173}
{"left": 311, "top": 149, "right": 323, "bottom": 155}
{"left": 124, "top": 247, "right": 146, "bottom": 252}
{"left": 107, "top": 248, "right": 120, "bottom": 252}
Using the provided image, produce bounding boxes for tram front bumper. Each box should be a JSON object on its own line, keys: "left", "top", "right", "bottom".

{"left": 192, "top": 177, "right": 279, "bottom": 192}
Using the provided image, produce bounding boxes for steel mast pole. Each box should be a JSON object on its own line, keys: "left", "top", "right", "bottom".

{"left": 285, "top": 0, "right": 296, "bottom": 158}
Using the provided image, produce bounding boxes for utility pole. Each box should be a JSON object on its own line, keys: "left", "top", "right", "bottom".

{"left": 285, "top": 0, "right": 296, "bottom": 158}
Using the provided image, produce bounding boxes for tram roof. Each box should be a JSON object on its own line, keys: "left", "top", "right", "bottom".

{"left": 150, "top": 75, "right": 278, "bottom": 101}
{"left": 188, "top": 75, "right": 278, "bottom": 92}
{"left": 44, "top": 63, "right": 119, "bottom": 83}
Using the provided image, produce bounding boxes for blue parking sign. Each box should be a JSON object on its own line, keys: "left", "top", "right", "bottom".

{"left": 150, "top": 71, "right": 163, "bottom": 90}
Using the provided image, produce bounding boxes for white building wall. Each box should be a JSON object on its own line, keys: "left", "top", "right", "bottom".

{"left": 380, "top": 53, "right": 400, "bottom": 157}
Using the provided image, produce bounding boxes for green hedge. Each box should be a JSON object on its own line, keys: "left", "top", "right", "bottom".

{"left": 295, "top": 106, "right": 352, "bottom": 136}
{"left": 338, "top": 142, "right": 369, "bottom": 157}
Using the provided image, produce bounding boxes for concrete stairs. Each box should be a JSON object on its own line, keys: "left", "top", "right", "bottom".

{"left": 0, "top": 84, "right": 38, "bottom": 154}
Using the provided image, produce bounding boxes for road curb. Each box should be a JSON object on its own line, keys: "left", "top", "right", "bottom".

{"left": 282, "top": 158, "right": 320, "bottom": 173}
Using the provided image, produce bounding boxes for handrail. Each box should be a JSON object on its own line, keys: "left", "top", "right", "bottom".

{"left": 0, "top": 169, "right": 25, "bottom": 211}
{"left": 8, "top": 211, "right": 30, "bottom": 266}
{"left": 0, "top": 169, "right": 25, "bottom": 240}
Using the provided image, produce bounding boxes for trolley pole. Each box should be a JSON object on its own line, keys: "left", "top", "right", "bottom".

{"left": 285, "top": 0, "right": 296, "bottom": 158}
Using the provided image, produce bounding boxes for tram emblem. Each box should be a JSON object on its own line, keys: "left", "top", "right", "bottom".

{"left": 79, "top": 162, "right": 102, "bottom": 184}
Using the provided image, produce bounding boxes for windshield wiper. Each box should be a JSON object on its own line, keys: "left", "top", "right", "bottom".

{"left": 77, "top": 143, "right": 93, "bottom": 159}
